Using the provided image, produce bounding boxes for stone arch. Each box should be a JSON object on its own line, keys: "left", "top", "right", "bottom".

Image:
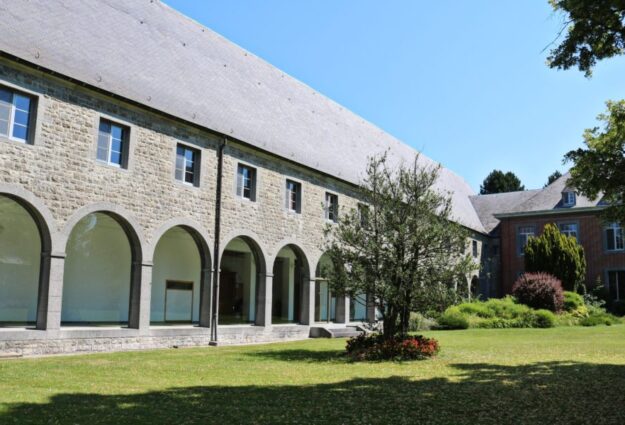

{"left": 219, "top": 229, "right": 268, "bottom": 273}
{"left": 270, "top": 242, "right": 311, "bottom": 324}
{"left": 218, "top": 233, "right": 267, "bottom": 326}
{"left": 0, "top": 185, "right": 56, "bottom": 329}
{"left": 470, "top": 275, "right": 480, "bottom": 300}
{"left": 60, "top": 203, "right": 144, "bottom": 327}
{"left": 313, "top": 251, "right": 339, "bottom": 322}
{"left": 149, "top": 218, "right": 213, "bottom": 326}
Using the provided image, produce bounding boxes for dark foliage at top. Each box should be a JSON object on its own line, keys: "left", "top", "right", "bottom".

{"left": 479, "top": 170, "right": 525, "bottom": 194}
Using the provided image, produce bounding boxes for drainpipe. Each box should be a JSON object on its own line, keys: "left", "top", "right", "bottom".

{"left": 210, "top": 137, "right": 227, "bottom": 343}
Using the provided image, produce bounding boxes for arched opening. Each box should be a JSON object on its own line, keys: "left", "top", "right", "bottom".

{"left": 0, "top": 195, "right": 46, "bottom": 326}
{"left": 470, "top": 276, "right": 480, "bottom": 300}
{"left": 219, "top": 237, "right": 263, "bottom": 325}
{"left": 151, "top": 226, "right": 209, "bottom": 325}
{"left": 350, "top": 294, "right": 368, "bottom": 322}
{"left": 272, "top": 245, "right": 309, "bottom": 324}
{"left": 315, "top": 253, "right": 337, "bottom": 322}
{"left": 62, "top": 212, "right": 140, "bottom": 325}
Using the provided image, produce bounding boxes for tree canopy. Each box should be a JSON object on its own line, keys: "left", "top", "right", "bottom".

{"left": 545, "top": 170, "right": 563, "bottom": 187}
{"left": 480, "top": 170, "right": 525, "bottom": 194}
{"left": 524, "top": 223, "right": 587, "bottom": 292}
{"left": 322, "top": 153, "right": 476, "bottom": 340}
{"left": 547, "top": 0, "right": 625, "bottom": 77}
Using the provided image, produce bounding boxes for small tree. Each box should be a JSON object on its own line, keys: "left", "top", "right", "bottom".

{"left": 524, "top": 223, "right": 586, "bottom": 292}
{"left": 544, "top": 170, "right": 562, "bottom": 187}
{"left": 480, "top": 170, "right": 525, "bottom": 194}
{"left": 323, "top": 152, "right": 476, "bottom": 341}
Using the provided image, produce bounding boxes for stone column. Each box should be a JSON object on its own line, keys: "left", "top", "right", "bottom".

{"left": 255, "top": 273, "right": 273, "bottom": 327}
{"left": 335, "top": 295, "right": 350, "bottom": 324}
{"left": 136, "top": 262, "right": 153, "bottom": 333}
{"left": 128, "top": 260, "right": 145, "bottom": 329}
{"left": 300, "top": 278, "right": 315, "bottom": 325}
{"left": 198, "top": 268, "right": 213, "bottom": 328}
{"left": 41, "top": 252, "right": 66, "bottom": 331}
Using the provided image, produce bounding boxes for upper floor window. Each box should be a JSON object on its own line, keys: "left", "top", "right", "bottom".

{"left": 472, "top": 240, "right": 478, "bottom": 258}
{"left": 562, "top": 191, "right": 576, "bottom": 207}
{"left": 358, "top": 203, "right": 369, "bottom": 227}
{"left": 517, "top": 225, "right": 535, "bottom": 255}
{"left": 0, "top": 87, "right": 34, "bottom": 143}
{"left": 285, "top": 179, "right": 301, "bottom": 213}
{"left": 97, "top": 119, "right": 128, "bottom": 167}
{"left": 325, "top": 192, "right": 338, "bottom": 223}
{"left": 237, "top": 164, "right": 256, "bottom": 201}
{"left": 175, "top": 144, "right": 200, "bottom": 186}
{"left": 607, "top": 270, "right": 625, "bottom": 301}
{"left": 606, "top": 222, "right": 624, "bottom": 251}
{"left": 559, "top": 222, "right": 578, "bottom": 241}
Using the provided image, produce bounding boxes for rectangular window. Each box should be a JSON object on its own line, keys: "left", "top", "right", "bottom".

{"left": 0, "top": 86, "right": 34, "bottom": 143}
{"left": 472, "top": 240, "right": 478, "bottom": 258}
{"left": 325, "top": 192, "right": 338, "bottom": 223}
{"left": 358, "top": 203, "right": 369, "bottom": 227}
{"left": 517, "top": 225, "right": 535, "bottom": 255}
{"left": 175, "top": 144, "right": 200, "bottom": 186}
{"left": 607, "top": 271, "right": 625, "bottom": 301}
{"left": 563, "top": 191, "right": 576, "bottom": 206}
{"left": 559, "top": 222, "right": 578, "bottom": 241}
{"left": 236, "top": 164, "right": 256, "bottom": 200}
{"left": 285, "top": 179, "right": 301, "bottom": 213}
{"left": 606, "top": 223, "right": 624, "bottom": 251}
{"left": 97, "top": 119, "right": 128, "bottom": 167}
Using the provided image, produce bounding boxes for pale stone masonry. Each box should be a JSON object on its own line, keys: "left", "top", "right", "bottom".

{"left": 0, "top": 1, "right": 491, "bottom": 355}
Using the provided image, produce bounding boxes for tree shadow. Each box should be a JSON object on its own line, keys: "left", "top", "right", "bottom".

{"left": 245, "top": 347, "right": 347, "bottom": 363}
{"left": 2, "top": 361, "right": 625, "bottom": 424}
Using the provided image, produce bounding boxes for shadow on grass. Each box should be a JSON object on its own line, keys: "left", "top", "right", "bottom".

{"left": 2, "top": 361, "right": 625, "bottom": 424}
{"left": 245, "top": 347, "right": 347, "bottom": 363}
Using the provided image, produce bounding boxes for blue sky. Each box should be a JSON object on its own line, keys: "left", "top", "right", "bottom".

{"left": 165, "top": 1, "right": 625, "bottom": 192}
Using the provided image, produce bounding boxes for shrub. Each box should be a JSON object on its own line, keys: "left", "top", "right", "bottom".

{"left": 512, "top": 272, "right": 564, "bottom": 312}
{"left": 482, "top": 296, "right": 530, "bottom": 319}
{"left": 531, "top": 309, "right": 557, "bottom": 328}
{"left": 456, "top": 302, "right": 495, "bottom": 318}
{"left": 438, "top": 307, "right": 469, "bottom": 329}
{"left": 579, "top": 311, "right": 619, "bottom": 326}
{"left": 408, "top": 312, "right": 438, "bottom": 331}
{"left": 563, "top": 291, "right": 584, "bottom": 312}
{"left": 345, "top": 333, "right": 440, "bottom": 361}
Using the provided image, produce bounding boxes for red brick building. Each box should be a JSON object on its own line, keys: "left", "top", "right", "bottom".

{"left": 470, "top": 173, "right": 625, "bottom": 298}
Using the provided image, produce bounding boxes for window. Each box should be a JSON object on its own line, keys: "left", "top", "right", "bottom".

{"left": 325, "top": 192, "right": 338, "bottom": 223}
{"left": 606, "top": 223, "right": 624, "bottom": 251}
{"left": 237, "top": 164, "right": 256, "bottom": 200}
{"left": 175, "top": 144, "right": 200, "bottom": 186}
{"left": 517, "top": 225, "right": 535, "bottom": 255}
{"left": 97, "top": 119, "right": 128, "bottom": 167}
{"left": 562, "top": 191, "right": 576, "bottom": 207}
{"left": 0, "top": 86, "right": 34, "bottom": 143}
{"left": 358, "top": 203, "right": 369, "bottom": 227}
{"left": 472, "top": 240, "right": 478, "bottom": 258}
{"left": 559, "top": 222, "right": 578, "bottom": 241}
{"left": 607, "top": 271, "right": 625, "bottom": 301}
{"left": 285, "top": 179, "right": 301, "bottom": 213}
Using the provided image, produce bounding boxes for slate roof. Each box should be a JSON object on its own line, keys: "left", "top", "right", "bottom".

{"left": 0, "top": 0, "right": 486, "bottom": 233}
{"left": 469, "top": 172, "right": 604, "bottom": 234}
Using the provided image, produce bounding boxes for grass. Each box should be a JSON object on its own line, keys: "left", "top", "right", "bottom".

{"left": 1, "top": 326, "right": 625, "bottom": 424}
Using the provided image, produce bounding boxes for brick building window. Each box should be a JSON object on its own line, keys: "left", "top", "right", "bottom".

{"left": 97, "top": 119, "right": 129, "bottom": 167}
{"left": 285, "top": 179, "right": 301, "bottom": 213}
{"left": 606, "top": 223, "right": 624, "bottom": 251}
{"left": 237, "top": 164, "right": 256, "bottom": 201}
{"left": 0, "top": 86, "right": 35, "bottom": 143}
{"left": 175, "top": 144, "right": 200, "bottom": 186}
{"left": 607, "top": 270, "right": 625, "bottom": 301}
{"left": 562, "top": 191, "right": 576, "bottom": 207}
{"left": 559, "top": 222, "right": 578, "bottom": 241}
{"left": 517, "top": 225, "right": 535, "bottom": 255}
{"left": 325, "top": 192, "right": 338, "bottom": 223}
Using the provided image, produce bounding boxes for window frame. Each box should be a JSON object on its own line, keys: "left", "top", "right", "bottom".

{"left": 325, "top": 192, "right": 339, "bottom": 223}
{"left": 606, "top": 270, "right": 625, "bottom": 301}
{"left": 517, "top": 224, "right": 536, "bottom": 256}
{"left": 0, "top": 83, "right": 39, "bottom": 145}
{"left": 236, "top": 163, "right": 257, "bottom": 201}
{"left": 605, "top": 222, "right": 624, "bottom": 252}
{"left": 285, "top": 179, "right": 302, "bottom": 213}
{"left": 174, "top": 143, "right": 201, "bottom": 187}
{"left": 558, "top": 221, "right": 579, "bottom": 242}
{"left": 472, "top": 240, "right": 479, "bottom": 258}
{"left": 96, "top": 118, "right": 130, "bottom": 168}
{"left": 562, "top": 191, "right": 576, "bottom": 207}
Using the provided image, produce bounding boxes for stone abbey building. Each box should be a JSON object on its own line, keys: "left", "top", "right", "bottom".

{"left": 1, "top": 1, "right": 621, "bottom": 356}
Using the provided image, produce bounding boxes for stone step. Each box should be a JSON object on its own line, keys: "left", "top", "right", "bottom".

{"left": 310, "top": 326, "right": 363, "bottom": 338}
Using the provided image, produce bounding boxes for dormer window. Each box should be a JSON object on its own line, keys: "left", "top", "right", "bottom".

{"left": 562, "top": 191, "right": 576, "bottom": 207}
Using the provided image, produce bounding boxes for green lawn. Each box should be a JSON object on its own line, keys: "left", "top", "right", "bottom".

{"left": 2, "top": 326, "right": 625, "bottom": 424}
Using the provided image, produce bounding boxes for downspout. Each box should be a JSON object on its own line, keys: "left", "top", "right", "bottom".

{"left": 211, "top": 137, "right": 227, "bottom": 343}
